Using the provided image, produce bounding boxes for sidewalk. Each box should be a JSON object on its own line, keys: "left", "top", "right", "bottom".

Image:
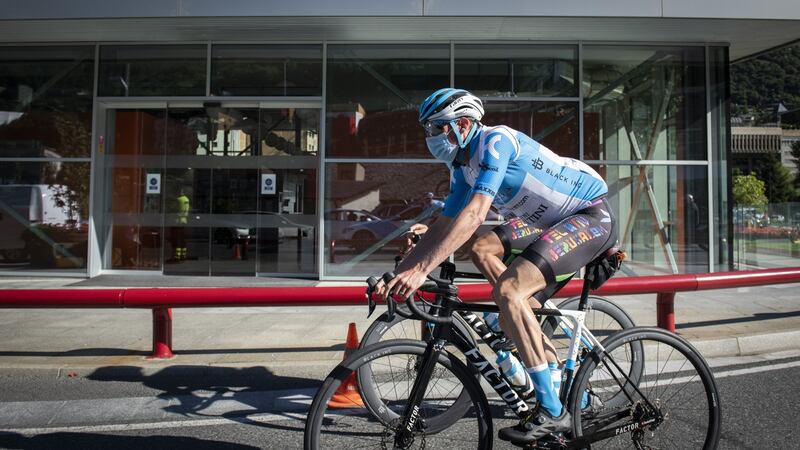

{"left": 0, "top": 276, "right": 799, "bottom": 370}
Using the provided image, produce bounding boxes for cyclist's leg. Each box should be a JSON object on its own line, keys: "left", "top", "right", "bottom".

{"left": 470, "top": 217, "right": 544, "bottom": 285}
{"left": 471, "top": 219, "right": 559, "bottom": 361}
{"left": 507, "top": 198, "right": 617, "bottom": 371}
{"left": 497, "top": 199, "right": 618, "bottom": 443}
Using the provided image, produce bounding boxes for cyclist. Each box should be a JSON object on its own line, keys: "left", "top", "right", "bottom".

{"left": 377, "top": 88, "right": 617, "bottom": 444}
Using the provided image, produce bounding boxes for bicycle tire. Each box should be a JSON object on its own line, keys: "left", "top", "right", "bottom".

{"left": 567, "top": 327, "right": 721, "bottom": 449}
{"left": 304, "top": 339, "right": 492, "bottom": 450}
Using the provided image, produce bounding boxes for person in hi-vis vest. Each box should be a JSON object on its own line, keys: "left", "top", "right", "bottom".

{"left": 172, "top": 188, "right": 190, "bottom": 261}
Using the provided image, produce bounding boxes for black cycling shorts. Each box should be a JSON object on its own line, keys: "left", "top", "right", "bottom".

{"left": 492, "top": 197, "right": 617, "bottom": 302}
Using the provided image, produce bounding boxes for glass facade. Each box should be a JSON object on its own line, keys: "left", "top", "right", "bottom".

{"left": 0, "top": 46, "right": 94, "bottom": 272}
{"left": 0, "top": 42, "right": 735, "bottom": 279}
{"left": 98, "top": 45, "right": 207, "bottom": 97}
{"left": 211, "top": 45, "right": 322, "bottom": 97}
{"left": 582, "top": 46, "right": 707, "bottom": 161}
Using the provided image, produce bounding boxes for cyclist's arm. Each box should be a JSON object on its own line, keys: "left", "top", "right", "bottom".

{"left": 396, "top": 193, "right": 492, "bottom": 276}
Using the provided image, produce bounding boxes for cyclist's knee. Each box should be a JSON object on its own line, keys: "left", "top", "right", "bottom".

{"left": 492, "top": 276, "right": 527, "bottom": 309}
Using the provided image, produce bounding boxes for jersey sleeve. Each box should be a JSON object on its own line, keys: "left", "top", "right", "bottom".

{"left": 471, "top": 130, "right": 515, "bottom": 200}
{"left": 442, "top": 168, "right": 471, "bottom": 217}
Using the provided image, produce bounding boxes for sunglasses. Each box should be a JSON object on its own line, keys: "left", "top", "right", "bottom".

{"left": 423, "top": 121, "right": 448, "bottom": 137}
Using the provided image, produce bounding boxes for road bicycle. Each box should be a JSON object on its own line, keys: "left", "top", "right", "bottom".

{"left": 359, "top": 258, "right": 637, "bottom": 372}
{"left": 304, "top": 251, "right": 721, "bottom": 449}
{"left": 356, "top": 258, "right": 640, "bottom": 427}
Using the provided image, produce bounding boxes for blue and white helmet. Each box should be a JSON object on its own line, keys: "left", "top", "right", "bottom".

{"left": 418, "top": 88, "right": 484, "bottom": 125}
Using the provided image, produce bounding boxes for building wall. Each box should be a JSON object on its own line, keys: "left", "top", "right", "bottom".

{"left": 0, "top": 41, "right": 733, "bottom": 278}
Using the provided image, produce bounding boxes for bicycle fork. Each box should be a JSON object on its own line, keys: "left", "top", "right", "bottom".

{"left": 394, "top": 338, "right": 446, "bottom": 447}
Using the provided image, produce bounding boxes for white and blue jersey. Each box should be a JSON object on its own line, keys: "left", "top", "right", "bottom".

{"left": 442, "top": 125, "right": 608, "bottom": 227}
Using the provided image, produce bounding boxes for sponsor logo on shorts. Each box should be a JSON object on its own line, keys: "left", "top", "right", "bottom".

{"left": 539, "top": 217, "right": 608, "bottom": 261}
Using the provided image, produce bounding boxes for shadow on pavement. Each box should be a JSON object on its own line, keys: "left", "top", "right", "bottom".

{"left": 87, "top": 365, "right": 320, "bottom": 418}
{"left": 0, "top": 432, "right": 260, "bottom": 450}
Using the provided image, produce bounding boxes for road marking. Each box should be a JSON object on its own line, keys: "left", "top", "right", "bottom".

{"left": 0, "top": 411, "right": 308, "bottom": 436}
{"left": 713, "top": 359, "right": 800, "bottom": 378}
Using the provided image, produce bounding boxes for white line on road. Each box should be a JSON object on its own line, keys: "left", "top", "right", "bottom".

{"left": 0, "top": 410, "right": 308, "bottom": 436}
{"left": 712, "top": 359, "right": 800, "bottom": 379}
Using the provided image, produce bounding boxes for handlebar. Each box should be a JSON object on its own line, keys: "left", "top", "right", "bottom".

{"left": 365, "top": 272, "right": 456, "bottom": 324}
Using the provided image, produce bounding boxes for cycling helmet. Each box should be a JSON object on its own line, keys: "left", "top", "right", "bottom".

{"left": 418, "top": 88, "right": 484, "bottom": 125}
{"left": 419, "top": 88, "right": 483, "bottom": 149}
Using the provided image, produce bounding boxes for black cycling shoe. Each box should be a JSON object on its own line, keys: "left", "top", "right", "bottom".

{"left": 498, "top": 408, "right": 572, "bottom": 445}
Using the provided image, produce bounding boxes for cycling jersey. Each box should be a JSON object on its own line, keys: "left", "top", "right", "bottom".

{"left": 442, "top": 125, "right": 608, "bottom": 226}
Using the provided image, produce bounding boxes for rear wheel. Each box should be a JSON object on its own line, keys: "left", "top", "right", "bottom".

{"left": 568, "top": 327, "right": 721, "bottom": 449}
{"left": 304, "top": 339, "right": 492, "bottom": 450}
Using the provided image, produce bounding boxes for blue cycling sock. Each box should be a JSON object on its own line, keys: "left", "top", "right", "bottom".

{"left": 527, "top": 364, "right": 563, "bottom": 417}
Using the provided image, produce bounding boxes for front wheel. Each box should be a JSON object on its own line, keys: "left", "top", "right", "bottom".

{"left": 568, "top": 327, "right": 721, "bottom": 449}
{"left": 304, "top": 339, "right": 492, "bottom": 450}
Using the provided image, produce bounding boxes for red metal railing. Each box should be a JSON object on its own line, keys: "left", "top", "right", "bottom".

{"left": 1, "top": 267, "right": 799, "bottom": 358}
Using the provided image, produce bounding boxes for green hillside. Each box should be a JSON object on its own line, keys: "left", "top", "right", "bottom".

{"left": 731, "top": 44, "right": 800, "bottom": 125}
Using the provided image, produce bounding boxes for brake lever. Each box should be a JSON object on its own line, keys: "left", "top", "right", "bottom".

{"left": 365, "top": 276, "right": 379, "bottom": 318}
{"left": 382, "top": 272, "right": 398, "bottom": 321}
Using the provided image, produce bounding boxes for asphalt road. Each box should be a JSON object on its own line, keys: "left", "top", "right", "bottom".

{"left": 0, "top": 351, "right": 798, "bottom": 449}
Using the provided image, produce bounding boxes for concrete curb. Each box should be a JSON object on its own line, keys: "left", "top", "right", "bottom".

{"left": 687, "top": 329, "right": 800, "bottom": 358}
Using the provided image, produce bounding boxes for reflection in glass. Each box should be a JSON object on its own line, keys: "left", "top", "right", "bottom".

{"left": 98, "top": 45, "right": 207, "bottom": 97}
{"left": 0, "top": 162, "right": 89, "bottom": 272}
{"left": 583, "top": 46, "right": 706, "bottom": 161}
{"left": 483, "top": 101, "right": 579, "bottom": 159}
{"left": 259, "top": 108, "right": 319, "bottom": 156}
{"left": 211, "top": 45, "right": 322, "bottom": 96}
{"left": 324, "top": 163, "right": 449, "bottom": 277}
{"left": 210, "top": 169, "right": 257, "bottom": 276}
{"left": 326, "top": 45, "right": 449, "bottom": 158}
{"left": 257, "top": 169, "right": 317, "bottom": 274}
{"left": 592, "top": 164, "right": 709, "bottom": 275}
{"left": 107, "top": 109, "right": 166, "bottom": 270}
{"left": 455, "top": 45, "right": 577, "bottom": 98}
{"left": 0, "top": 46, "right": 94, "bottom": 158}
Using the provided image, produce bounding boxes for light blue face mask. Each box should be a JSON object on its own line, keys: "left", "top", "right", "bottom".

{"left": 425, "top": 132, "right": 459, "bottom": 163}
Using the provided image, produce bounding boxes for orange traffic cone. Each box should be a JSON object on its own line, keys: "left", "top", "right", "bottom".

{"left": 328, "top": 322, "right": 365, "bottom": 408}
{"left": 233, "top": 242, "right": 242, "bottom": 260}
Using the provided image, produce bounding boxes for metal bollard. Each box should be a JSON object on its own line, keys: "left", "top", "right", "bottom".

{"left": 150, "top": 307, "right": 174, "bottom": 359}
{"left": 656, "top": 292, "right": 676, "bottom": 333}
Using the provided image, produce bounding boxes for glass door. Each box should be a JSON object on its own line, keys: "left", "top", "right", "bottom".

{"left": 102, "top": 106, "right": 167, "bottom": 272}
{"left": 101, "top": 102, "right": 319, "bottom": 277}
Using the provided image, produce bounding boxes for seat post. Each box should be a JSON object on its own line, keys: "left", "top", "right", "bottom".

{"left": 577, "top": 269, "right": 594, "bottom": 311}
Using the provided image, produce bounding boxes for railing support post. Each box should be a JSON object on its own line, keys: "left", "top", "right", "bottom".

{"left": 150, "top": 307, "right": 174, "bottom": 359}
{"left": 656, "top": 292, "right": 676, "bottom": 333}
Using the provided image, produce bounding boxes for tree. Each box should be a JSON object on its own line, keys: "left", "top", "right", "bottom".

{"left": 732, "top": 174, "right": 768, "bottom": 207}
{"left": 752, "top": 153, "right": 796, "bottom": 203}
{"left": 792, "top": 140, "right": 800, "bottom": 195}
